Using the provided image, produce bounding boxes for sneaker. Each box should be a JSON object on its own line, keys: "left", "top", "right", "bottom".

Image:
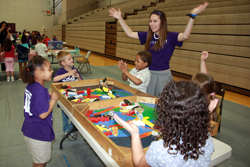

{"left": 18, "top": 78, "right": 22, "bottom": 80}
{"left": 7, "top": 77, "right": 10, "bottom": 82}
{"left": 68, "top": 132, "right": 78, "bottom": 141}
{"left": 11, "top": 77, "right": 14, "bottom": 82}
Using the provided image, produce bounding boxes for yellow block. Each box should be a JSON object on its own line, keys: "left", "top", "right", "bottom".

{"left": 142, "top": 117, "right": 154, "bottom": 128}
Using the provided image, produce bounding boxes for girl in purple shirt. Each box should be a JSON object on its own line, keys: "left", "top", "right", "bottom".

{"left": 109, "top": 2, "right": 209, "bottom": 97}
{"left": 21, "top": 56, "right": 58, "bottom": 167}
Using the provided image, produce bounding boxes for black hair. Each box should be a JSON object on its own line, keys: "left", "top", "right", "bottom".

{"left": 21, "top": 35, "right": 27, "bottom": 44}
{"left": 22, "top": 56, "right": 47, "bottom": 84}
{"left": 0, "top": 21, "right": 8, "bottom": 34}
{"left": 137, "top": 50, "right": 152, "bottom": 67}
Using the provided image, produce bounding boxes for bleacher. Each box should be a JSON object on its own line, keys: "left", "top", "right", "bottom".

{"left": 53, "top": 0, "right": 250, "bottom": 94}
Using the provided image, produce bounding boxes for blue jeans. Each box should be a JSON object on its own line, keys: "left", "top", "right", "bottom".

{"left": 61, "top": 110, "right": 73, "bottom": 133}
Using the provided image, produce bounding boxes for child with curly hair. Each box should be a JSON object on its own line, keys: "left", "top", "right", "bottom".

{"left": 114, "top": 81, "right": 214, "bottom": 167}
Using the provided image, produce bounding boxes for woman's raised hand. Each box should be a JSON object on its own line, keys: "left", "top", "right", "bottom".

{"left": 191, "top": 2, "right": 209, "bottom": 15}
{"left": 109, "top": 8, "right": 122, "bottom": 20}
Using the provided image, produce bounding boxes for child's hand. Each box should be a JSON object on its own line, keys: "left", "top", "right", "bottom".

{"left": 201, "top": 51, "right": 209, "bottom": 61}
{"left": 51, "top": 92, "right": 59, "bottom": 101}
{"left": 118, "top": 60, "right": 128, "bottom": 73}
{"left": 68, "top": 69, "right": 77, "bottom": 76}
{"left": 208, "top": 98, "right": 219, "bottom": 113}
{"left": 114, "top": 114, "right": 139, "bottom": 136}
{"left": 74, "top": 72, "right": 80, "bottom": 78}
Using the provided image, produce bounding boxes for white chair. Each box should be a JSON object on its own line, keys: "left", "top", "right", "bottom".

{"left": 76, "top": 50, "right": 91, "bottom": 73}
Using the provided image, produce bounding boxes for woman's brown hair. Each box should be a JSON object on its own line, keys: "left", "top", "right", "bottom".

{"left": 145, "top": 10, "right": 169, "bottom": 51}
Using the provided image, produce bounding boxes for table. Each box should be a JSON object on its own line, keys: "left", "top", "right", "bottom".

{"left": 0, "top": 51, "right": 37, "bottom": 63}
{"left": 52, "top": 78, "right": 232, "bottom": 167}
{"left": 58, "top": 100, "right": 232, "bottom": 167}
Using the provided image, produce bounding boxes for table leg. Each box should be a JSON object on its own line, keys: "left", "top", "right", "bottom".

{"left": 60, "top": 126, "right": 78, "bottom": 149}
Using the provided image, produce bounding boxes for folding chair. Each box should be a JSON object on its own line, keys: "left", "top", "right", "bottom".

{"left": 214, "top": 82, "right": 225, "bottom": 132}
{"left": 76, "top": 50, "right": 91, "bottom": 73}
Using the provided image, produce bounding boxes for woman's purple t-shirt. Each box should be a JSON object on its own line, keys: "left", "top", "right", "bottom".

{"left": 21, "top": 82, "right": 55, "bottom": 142}
{"left": 138, "top": 31, "right": 183, "bottom": 71}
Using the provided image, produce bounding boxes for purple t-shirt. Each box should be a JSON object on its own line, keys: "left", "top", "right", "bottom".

{"left": 21, "top": 82, "right": 54, "bottom": 141}
{"left": 138, "top": 31, "right": 183, "bottom": 71}
{"left": 54, "top": 67, "right": 82, "bottom": 82}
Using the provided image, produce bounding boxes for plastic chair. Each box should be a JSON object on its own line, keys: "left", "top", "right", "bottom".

{"left": 76, "top": 50, "right": 91, "bottom": 73}
{"left": 214, "top": 82, "right": 225, "bottom": 132}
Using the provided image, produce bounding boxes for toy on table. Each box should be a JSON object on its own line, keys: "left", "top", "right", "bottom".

{"left": 99, "top": 78, "right": 116, "bottom": 99}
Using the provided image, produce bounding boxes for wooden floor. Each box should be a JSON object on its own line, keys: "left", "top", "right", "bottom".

{"left": 79, "top": 50, "right": 250, "bottom": 108}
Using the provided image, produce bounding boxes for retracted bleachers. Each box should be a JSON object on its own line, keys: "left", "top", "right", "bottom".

{"left": 116, "top": 0, "right": 250, "bottom": 93}
{"left": 52, "top": 25, "right": 62, "bottom": 41}
{"left": 65, "top": 22, "right": 106, "bottom": 53}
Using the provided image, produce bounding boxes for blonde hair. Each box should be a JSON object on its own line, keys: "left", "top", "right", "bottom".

{"left": 57, "top": 51, "right": 70, "bottom": 66}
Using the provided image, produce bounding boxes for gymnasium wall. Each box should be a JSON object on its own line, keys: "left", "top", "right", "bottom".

{"left": 0, "top": 0, "right": 55, "bottom": 38}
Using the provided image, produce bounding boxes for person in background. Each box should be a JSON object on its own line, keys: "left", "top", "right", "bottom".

{"left": 0, "top": 21, "right": 11, "bottom": 73}
{"left": 35, "top": 36, "right": 50, "bottom": 59}
{"left": 12, "top": 30, "right": 17, "bottom": 47}
{"left": 19, "top": 32, "right": 22, "bottom": 41}
{"left": 52, "top": 35, "right": 57, "bottom": 41}
{"left": 3, "top": 38, "right": 15, "bottom": 82}
{"left": 44, "top": 36, "right": 50, "bottom": 46}
{"left": 17, "top": 35, "right": 29, "bottom": 80}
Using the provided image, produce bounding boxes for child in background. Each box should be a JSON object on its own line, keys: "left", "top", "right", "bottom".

{"left": 114, "top": 81, "right": 214, "bottom": 167}
{"left": 53, "top": 51, "right": 82, "bottom": 140}
{"left": 3, "top": 38, "right": 15, "bottom": 82}
{"left": 17, "top": 35, "right": 29, "bottom": 80}
{"left": 21, "top": 56, "right": 58, "bottom": 167}
{"left": 35, "top": 36, "right": 50, "bottom": 59}
{"left": 192, "top": 51, "right": 219, "bottom": 120}
{"left": 118, "top": 50, "right": 152, "bottom": 93}
{"left": 44, "top": 36, "right": 50, "bottom": 46}
{"left": 52, "top": 35, "right": 57, "bottom": 41}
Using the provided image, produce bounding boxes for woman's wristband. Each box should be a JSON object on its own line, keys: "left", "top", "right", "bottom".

{"left": 186, "top": 13, "right": 197, "bottom": 19}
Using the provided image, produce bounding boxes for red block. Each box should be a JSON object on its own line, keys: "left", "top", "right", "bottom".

{"left": 88, "top": 117, "right": 100, "bottom": 123}
{"left": 86, "top": 110, "right": 93, "bottom": 116}
{"left": 104, "top": 131, "right": 112, "bottom": 136}
{"left": 77, "top": 90, "right": 85, "bottom": 94}
{"left": 87, "top": 88, "right": 91, "bottom": 97}
{"left": 126, "top": 110, "right": 135, "bottom": 116}
{"left": 121, "top": 103, "right": 128, "bottom": 107}
{"left": 67, "top": 86, "right": 72, "bottom": 89}
{"left": 100, "top": 116, "right": 109, "bottom": 122}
